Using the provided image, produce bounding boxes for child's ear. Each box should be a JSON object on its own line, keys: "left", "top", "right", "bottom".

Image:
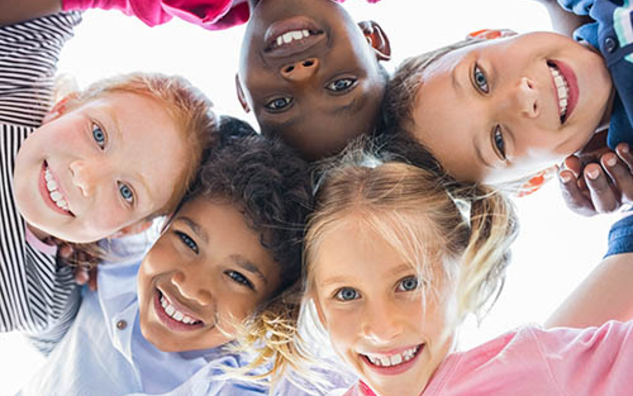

{"left": 358, "top": 20, "right": 391, "bottom": 61}
{"left": 467, "top": 28, "right": 517, "bottom": 40}
{"left": 235, "top": 74, "right": 251, "bottom": 113}
{"left": 42, "top": 92, "right": 79, "bottom": 124}
{"left": 111, "top": 220, "right": 153, "bottom": 238}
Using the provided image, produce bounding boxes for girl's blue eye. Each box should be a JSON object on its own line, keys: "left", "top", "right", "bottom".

{"left": 326, "top": 78, "right": 356, "bottom": 92}
{"left": 493, "top": 126, "right": 506, "bottom": 160}
{"left": 397, "top": 276, "right": 420, "bottom": 292}
{"left": 265, "top": 97, "right": 292, "bottom": 112}
{"left": 335, "top": 287, "right": 360, "bottom": 301}
{"left": 92, "top": 124, "right": 106, "bottom": 148}
{"left": 225, "top": 270, "right": 255, "bottom": 290}
{"left": 118, "top": 182, "right": 134, "bottom": 204}
{"left": 473, "top": 65, "right": 489, "bottom": 94}
{"left": 175, "top": 231, "right": 198, "bottom": 253}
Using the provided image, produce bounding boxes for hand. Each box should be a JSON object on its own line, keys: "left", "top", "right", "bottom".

{"left": 55, "top": 241, "right": 99, "bottom": 291}
{"left": 559, "top": 143, "right": 633, "bottom": 216}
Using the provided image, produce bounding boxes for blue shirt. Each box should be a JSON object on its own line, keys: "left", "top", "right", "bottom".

{"left": 557, "top": 0, "right": 633, "bottom": 150}
{"left": 18, "top": 234, "right": 349, "bottom": 395}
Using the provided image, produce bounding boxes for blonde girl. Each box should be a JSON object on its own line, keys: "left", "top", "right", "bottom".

{"left": 243, "top": 140, "right": 633, "bottom": 396}
{"left": 1, "top": 11, "right": 216, "bottom": 353}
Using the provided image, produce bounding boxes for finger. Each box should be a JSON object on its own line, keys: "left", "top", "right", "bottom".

{"left": 74, "top": 268, "right": 89, "bottom": 285}
{"left": 584, "top": 164, "right": 619, "bottom": 213}
{"left": 88, "top": 268, "right": 98, "bottom": 291}
{"left": 563, "top": 155, "right": 583, "bottom": 177}
{"left": 616, "top": 143, "right": 633, "bottom": 171}
{"left": 602, "top": 152, "right": 633, "bottom": 203}
{"left": 559, "top": 169, "right": 595, "bottom": 216}
{"left": 59, "top": 245, "right": 73, "bottom": 259}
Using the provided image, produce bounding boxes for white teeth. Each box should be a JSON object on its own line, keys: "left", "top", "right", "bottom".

{"left": 549, "top": 64, "right": 569, "bottom": 120}
{"left": 274, "top": 30, "right": 312, "bottom": 47}
{"left": 365, "top": 346, "right": 421, "bottom": 368}
{"left": 44, "top": 167, "right": 70, "bottom": 211}
{"left": 159, "top": 293, "right": 200, "bottom": 325}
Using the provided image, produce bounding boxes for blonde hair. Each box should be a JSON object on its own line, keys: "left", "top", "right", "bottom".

{"left": 57, "top": 72, "right": 217, "bottom": 267}
{"left": 232, "top": 140, "right": 519, "bottom": 391}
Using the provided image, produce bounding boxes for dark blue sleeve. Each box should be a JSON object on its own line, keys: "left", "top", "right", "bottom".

{"left": 605, "top": 214, "right": 633, "bottom": 257}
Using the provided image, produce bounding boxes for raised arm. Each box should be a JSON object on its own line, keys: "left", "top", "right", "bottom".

{"left": 0, "top": 0, "right": 62, "bottom": 26}
{"left": 546, "top": 215, "right": 633, "bottom": 328}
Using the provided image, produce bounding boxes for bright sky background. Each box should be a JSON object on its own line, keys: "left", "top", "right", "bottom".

{"left": 0, "top": 1, "right": 623, "bottom": 394}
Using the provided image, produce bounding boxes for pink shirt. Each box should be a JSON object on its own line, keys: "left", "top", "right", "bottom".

{"left": 62, "top": 0, "right": 381, "bottom": 31}
{"left": 339, "top": 321, "right": 633, "bottom": 396}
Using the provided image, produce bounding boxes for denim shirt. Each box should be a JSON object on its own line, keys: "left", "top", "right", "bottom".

{"left": 557, "top": 0, "right": 633, "bottom": 150}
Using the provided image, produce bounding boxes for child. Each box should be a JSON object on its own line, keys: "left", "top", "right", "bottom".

{"left": 58, "top": 0, "right": 392, "bottom": 160}
{"left": 0, "top": 11, "right": 216, "bottom": 353}
{"left": 381, "top": 2, "right": 633, "bottom": 189}
{"left": 252, "top": 143, "right": 633, "bottom": 396}
{"left": 18, "top": 118, "right": 327, "bottom": 396}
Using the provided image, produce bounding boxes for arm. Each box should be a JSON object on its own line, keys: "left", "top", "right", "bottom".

{"left": 546, "top": 215, "right": 633, "bottom": 328}
{"left": 0, "top": 0, "right": 62, "bottom": 26}
{"left": 545, "top": 252, "right": 633, "bottom": 328}
{"left": 530, "top": 0, "right": 592, "bottom": 37}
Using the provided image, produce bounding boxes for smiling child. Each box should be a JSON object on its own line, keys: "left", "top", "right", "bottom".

{"left": 58, "top": 0, "right": 391, "bottom": 160}
{"left": 19, "top": 118, "right": 320, "bottom": 395}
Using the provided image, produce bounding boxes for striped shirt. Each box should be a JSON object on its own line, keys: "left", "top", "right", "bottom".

{"left": 0, "top": 12, "right": 82, "bottom": 355}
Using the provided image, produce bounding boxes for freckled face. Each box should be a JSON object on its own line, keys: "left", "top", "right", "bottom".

{"left": 13, "top": 92, "right": 187, "bottom": 243}
{"left": 239, "top": 0, "right": 385, "bottom": 160}
{"left": 410, "top": 32, "right": 613, "bottom": 184}
{"left": 137, "top": 198, "right": 281, "bottom": 352}
{"left": 312, "top": 220, "right": 456, "bottom": 396}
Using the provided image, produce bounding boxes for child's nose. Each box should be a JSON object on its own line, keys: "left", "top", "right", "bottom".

{"left": 514, "top": 77, "right": 539, "bottom": 119}
{"left": 69, "top": 159, "right": 108, "bottom": 197}
{"left": 171, "top": 271, "right": 213, "bottom": 306}
{"left": 280, "top": 58, "right": 319, "bottom": 82}
{"left": 362, "top": 301, "right": 403, "bottom": 343}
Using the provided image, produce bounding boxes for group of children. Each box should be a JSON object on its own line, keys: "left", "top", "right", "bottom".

{"left": 2, "top": 0, "right": 633, "bottom": 395}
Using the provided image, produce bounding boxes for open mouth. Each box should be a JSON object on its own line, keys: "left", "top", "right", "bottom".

{"left": 40, "top": 161, "right": 73, "bottom": 216}
{"left": 361, "top": 344, "right": 423, "bottom": 375}
{"left": 547, "top": 60, "right": 578, "bottom": 124}
{"left": 264, "top": 17, "right": 325, "bottom": 57}
{"left": 154, "top": 289, "right": 205, "bottom": 331}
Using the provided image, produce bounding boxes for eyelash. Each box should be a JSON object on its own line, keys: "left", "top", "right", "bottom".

{"left": 472, "top": 64, "right": 489, "bottom": 94}
{"left": 265, "top": 96, "right": 293, "bottom": 112}
{"left": 492, "top": 126, "right": 506, "bottom": 160}
{"left": 92, "top": 123, "right": 107, "bottom": 149}
{"left": 225, "top": 270, "right": 255, "bottom": 291}
{"left": 396, "top": 276, "right": 421, "bottom": 292}
{"left": 325, "top": 77, "right": 357, "bottom": 93}
{"left": 333, "top": 276, "right": 421, "bottom": 302}
{"left": 175, "top": 231, "right": 199, "bottom": 254}
{"left": 334, "top": 287, "right": 360, "bottom": 302}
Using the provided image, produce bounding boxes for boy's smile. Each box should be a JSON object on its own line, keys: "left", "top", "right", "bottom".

{"left": 409, "top": 32, "right": 613, "bottom": 184}
{"left": 237, "top": 0, "right": 389, "bottom": 160}
{"left": 137, "top": 197, "right": 281, "bottom": 352}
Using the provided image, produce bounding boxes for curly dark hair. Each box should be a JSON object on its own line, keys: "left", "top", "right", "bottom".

{"left": 185, "top": 116, "right": 313, "bottom": 291}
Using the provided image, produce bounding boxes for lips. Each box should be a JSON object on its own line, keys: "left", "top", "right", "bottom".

{"left": 548, "top": 60, "right": 578, "bottom": 124}
{"left": 360, "top": 344, "right": 424, "bottom": 376}
{"left": 39, "top": 161, "right": 73, "bottom": 217}
{"left": 153, "top": 289, "right": 206, "bottom": 332}
{"left": 263, "top": 16, "right": 325, "bottom": 58}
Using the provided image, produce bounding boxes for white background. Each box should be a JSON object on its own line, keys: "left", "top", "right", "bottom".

{"left": 0, "top": 1, "right": 621, "bottom": 394}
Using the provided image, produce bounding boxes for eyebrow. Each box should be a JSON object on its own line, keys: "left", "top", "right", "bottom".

{"left": 229, "top": 254, "right": 268, "bottom": 285}
{"left": 177, "top": 216, "right": 209, "bottom": 244}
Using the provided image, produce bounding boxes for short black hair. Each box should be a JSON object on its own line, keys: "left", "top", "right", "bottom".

{"left": 186, "top": 118, "right": 313, "bottom": 291}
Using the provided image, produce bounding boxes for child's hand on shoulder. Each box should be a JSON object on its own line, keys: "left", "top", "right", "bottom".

{"left": 559, "top": 141, "right": 633, "bottom": 216}
{"left": 55, "top": 241, "right": 99, "bottom": 291}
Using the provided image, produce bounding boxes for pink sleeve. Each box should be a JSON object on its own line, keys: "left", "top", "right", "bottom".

{"left": 534, "top": 321, "right": 633, "bottom": 394}
{"left": 62, "top": 0, "right": 249, "bottom": 30}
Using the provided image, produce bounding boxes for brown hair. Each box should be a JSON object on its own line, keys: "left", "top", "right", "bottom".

{"left": 233, "top": 139, "right": 519, "bottom": 391}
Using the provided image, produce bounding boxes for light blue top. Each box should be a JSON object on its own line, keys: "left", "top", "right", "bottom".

{"left": 18, "top": 235, "right": 347, "bottom": 395}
